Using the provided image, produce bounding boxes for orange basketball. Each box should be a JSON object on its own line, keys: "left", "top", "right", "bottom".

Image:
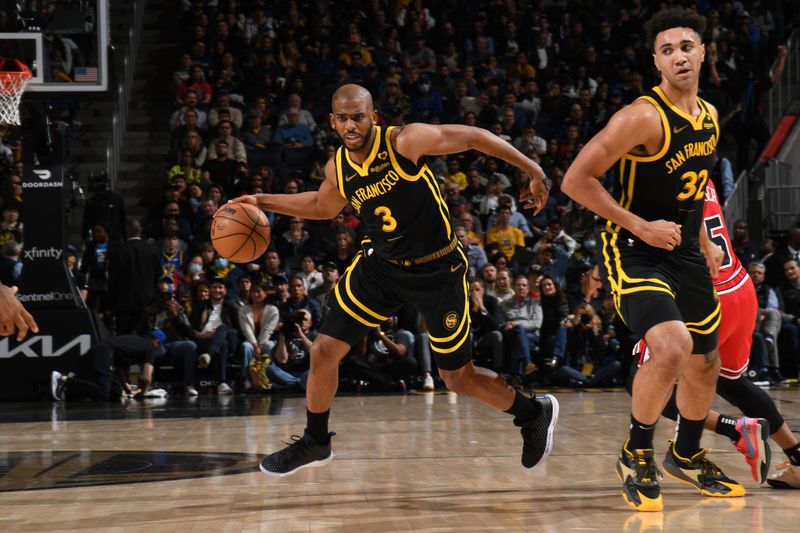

{"left": 211, "top": 202, "right": 271, "bottom": 263}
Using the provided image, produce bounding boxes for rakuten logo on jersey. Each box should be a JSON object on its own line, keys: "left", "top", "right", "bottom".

{"left": 23, "top": 247, "right": 63, "bottom": 261}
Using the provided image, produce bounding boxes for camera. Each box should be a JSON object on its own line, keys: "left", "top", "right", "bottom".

{"left": 580, "top": 313, "right": 592, "bottom": 325}
{"left": 281, "top": 312, "right": 305, "bottom": 331}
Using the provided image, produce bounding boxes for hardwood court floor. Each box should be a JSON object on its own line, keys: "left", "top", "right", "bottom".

{"left": 0, "top": 388, "right": 798, "bottom": 532}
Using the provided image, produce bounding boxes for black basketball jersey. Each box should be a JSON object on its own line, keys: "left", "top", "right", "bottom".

{"left": 606, "top": 86, "right": 719, "bottom": 250}
{"left": 334, "top": 125, "right": 452, "bottom": 260}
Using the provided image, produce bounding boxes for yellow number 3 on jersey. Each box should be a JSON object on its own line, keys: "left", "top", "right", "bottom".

{"left": 374, "top": 205, "right": 397, "bottom": 232}
{"left": 676, "top": 169, "right": 709, "bottom": 202}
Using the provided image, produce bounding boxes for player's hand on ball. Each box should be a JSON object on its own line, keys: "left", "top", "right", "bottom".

{"left": 638, "top": 220, "right": 681, "bottom": 251}
{"left": 229, "top": 195, "right": 258, "bottom": 206}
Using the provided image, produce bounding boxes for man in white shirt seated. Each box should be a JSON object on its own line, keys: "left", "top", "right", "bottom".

{"left": 189, "top": 277, "right": 240, "bottom": 394}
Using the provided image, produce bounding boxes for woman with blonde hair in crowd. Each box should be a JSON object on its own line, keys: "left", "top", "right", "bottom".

{"left": 326, "top": 229, "right": 356, "bottom": 274}
{"left": 180, "top": 132, "right": 208, "bottom": 167}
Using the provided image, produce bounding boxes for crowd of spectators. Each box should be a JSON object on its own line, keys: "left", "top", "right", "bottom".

{"left": 3, "top": 0, "right": 800, "bottom": 398}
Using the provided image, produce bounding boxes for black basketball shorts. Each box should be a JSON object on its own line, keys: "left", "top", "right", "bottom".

{"left": 319, "top": 245, "right": 472, "bottom": 371}
{"left": 597, "top": 231, "right": 720, "bottom": 355}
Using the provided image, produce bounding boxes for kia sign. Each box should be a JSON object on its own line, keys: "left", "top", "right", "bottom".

{"left": 0, "top": 308, "right": 99, "bottom": 400}
{"left": 18, "top": 165, "right": 81, "bottom": 310}
{"left": 0, "top": 335, "right": 92, "bottom": 358}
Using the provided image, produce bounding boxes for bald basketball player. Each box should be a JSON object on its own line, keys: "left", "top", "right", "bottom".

{"left": 233, "top": 84, "right": 559, "bottom": 477}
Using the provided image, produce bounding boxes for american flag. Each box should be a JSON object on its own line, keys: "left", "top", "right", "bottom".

{"left": 73, "top": 67, "right": 98, "bottom": 83}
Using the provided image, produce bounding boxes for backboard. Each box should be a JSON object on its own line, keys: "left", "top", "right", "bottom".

{"left": 0, "top": 0, "right": 109, "bottom": 92}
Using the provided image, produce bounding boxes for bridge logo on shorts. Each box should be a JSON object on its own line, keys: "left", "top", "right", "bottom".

{"left": 444, "top": 311, "right": 459, "bottom": 330}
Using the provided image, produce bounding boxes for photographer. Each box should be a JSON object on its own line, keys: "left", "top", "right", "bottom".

{"left": 279, "top": 275, "right": 323, "bottom": 333}
{"left": 143, "top": 278, "right": 200, "bottom": 396}
{"left": 50, "top": 333, "right": 159, "bottom": 402}
{"left": 549, "top": 303, "right": 622, "bottom": 388}
{"left": 342, "top": 316, "right": 416, "bottom": 392}
{"left": 566, "top": 304, "right": 605, "bottom": 370}
{"left": 268, "top": 308, "right": 314, "bottom": 390}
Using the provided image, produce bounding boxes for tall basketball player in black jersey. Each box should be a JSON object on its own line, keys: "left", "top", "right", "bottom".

{"left": 232, "top": 84, "right": 559, "bottom": 477}
{"left": 562, "top": 9, "right": 743, "bottom": 511}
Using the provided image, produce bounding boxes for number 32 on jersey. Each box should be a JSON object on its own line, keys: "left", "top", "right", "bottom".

{"left": 677, "top": 169, "right": 709, "bottom": 201}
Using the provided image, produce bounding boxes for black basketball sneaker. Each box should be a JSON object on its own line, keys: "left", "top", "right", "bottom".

{"left": 259, "top": 430, "right": 336, "bottom": 477}
{"left": 517, "top": 394, "right": 559, "bottom": 468}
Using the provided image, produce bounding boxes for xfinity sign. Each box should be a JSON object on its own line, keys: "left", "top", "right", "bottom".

{"left": 24, "top": 247, "right": 63, "bottom": 261}
{"left": 0, "top": 335, "right": 92, "bottom": 358}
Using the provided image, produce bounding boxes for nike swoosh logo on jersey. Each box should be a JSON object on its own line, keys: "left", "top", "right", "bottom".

{"left": 450, "top": 263, "right": 462, "bottom": 272}
{"left": 346, "top": 173, "right": 357, "bottom": 182}
{"left": 673, "top": 124, "right": 689, "bottom": 134}
{"left": 387, "top": 235, "right": 403, "bottom": 241}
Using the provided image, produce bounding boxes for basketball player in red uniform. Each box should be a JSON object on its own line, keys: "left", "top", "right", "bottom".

{"left": 632, "top": 180, "right": 800, "bottom": 488}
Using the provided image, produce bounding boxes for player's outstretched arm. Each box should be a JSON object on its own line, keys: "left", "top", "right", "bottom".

{"left": 231, "top": 158, "right": 346, "bottom": 220}
{"left": 561, "top": 103, "right": 681, "bottom": 251}
{"left": 394, "top": 123, "right": 549, "bottom": 214}
{"left": 0, "top": 284, "right": 39, "bottom": 341}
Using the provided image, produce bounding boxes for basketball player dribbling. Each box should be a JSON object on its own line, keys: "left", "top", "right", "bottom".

{"left": 232, "top": 84, "right": 559, "bottom": 477}
{"left": 561, "top": 8, "right": 744, "bottom": 511}
{"left": 630, "top": 180, "right": 800, "bottom": 489}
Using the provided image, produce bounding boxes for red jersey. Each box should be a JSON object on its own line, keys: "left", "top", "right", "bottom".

{"left": 703, "top": 181, "right": 748, "bottom": 294}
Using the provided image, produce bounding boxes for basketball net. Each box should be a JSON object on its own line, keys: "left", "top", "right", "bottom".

{"left": 0, "top": 58, "right": 32, "bottom": 126}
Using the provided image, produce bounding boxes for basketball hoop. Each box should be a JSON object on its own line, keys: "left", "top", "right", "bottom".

{"left": 0, "top": 58, "right": 32, "bottom": 126}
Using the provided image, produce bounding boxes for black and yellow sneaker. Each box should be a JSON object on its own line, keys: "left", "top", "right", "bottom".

{"left": 615, "top": 438, "right": 663, "bottom": 512}
{"left": 663, "top": 441, "right": 746, "bottom": 497}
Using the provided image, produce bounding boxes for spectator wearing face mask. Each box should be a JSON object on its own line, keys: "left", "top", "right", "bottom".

{"left": 409, "top": 74, "right": 443, "bottom": 122}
